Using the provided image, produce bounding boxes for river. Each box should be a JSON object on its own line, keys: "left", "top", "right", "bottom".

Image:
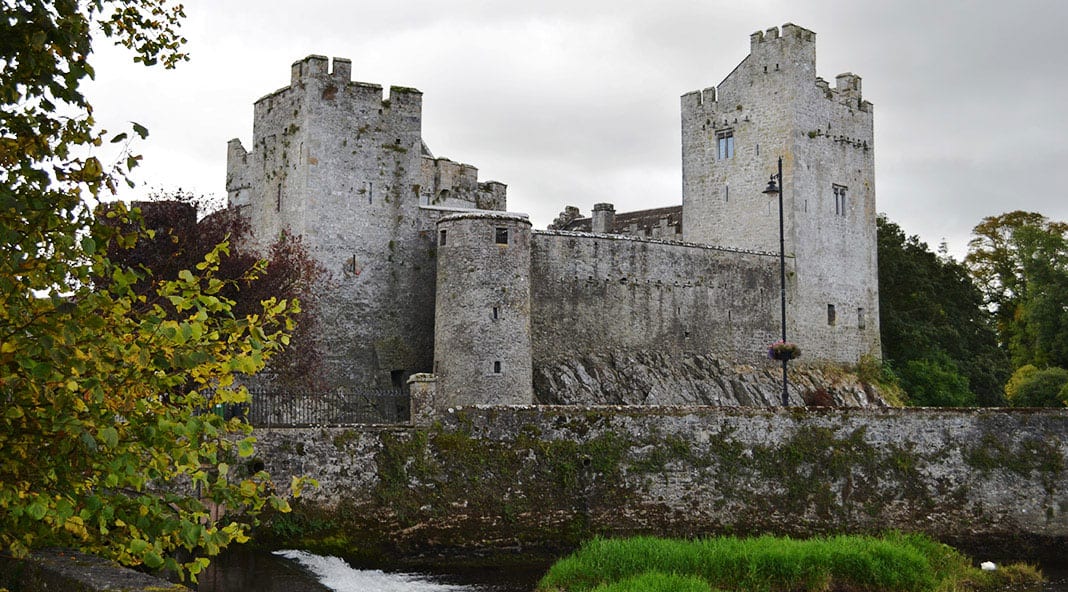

{"left": 196, "top": 549, "right": 544, "bottom": 592}
{"left": 196, "top": 548, "right": 1068, "bottom": 592}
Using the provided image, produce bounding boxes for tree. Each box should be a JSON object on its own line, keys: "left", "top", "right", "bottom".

{"left": 1, "top": 1, "right": 305, "bottom": 581}
{"left": 107, "top": 192, "right": 327, "bottom": 389}
{"left": 896, "top": 356, "right": 974, "bottom": 407}
{"left": 1005, "top": 366, "right": 1068, "bottom": 407}
{"left": 876, "top": 216, "right": 1009, "bottom": 406}
{"left": 965, "top": 211, "right": 1068, "bottom": 368}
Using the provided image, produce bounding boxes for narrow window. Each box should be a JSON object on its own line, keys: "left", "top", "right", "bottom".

{"left": 439, "top": 229, "right": 447, "bottom": 246}
{"left": 495, "top": 227, "right": 509, "bottom": 245}
{"left": 276, "top": 185, "right": 281, "bottom": 212}
{"left": 493, "top": 360, "right": 502, "bottom": 374}
{"left": 716, "top": 130, "right": 734, "bottom": 159}
{"left": 858, "top": 307, "right": 866, "bottom": 329}
{"left": 833, "top": 184, "right": 848, "bottom": 216}
{"left": 724, "top": 184, "right": 729, "bottom": 202}
{"left": 827, "top": 304, "right": 837, "bottom": 326}
{"left": 368, "top": 181, "right": 373, "bottom": 204}
{"left": 492, "top": 306, "right": 499, "bottom": 320}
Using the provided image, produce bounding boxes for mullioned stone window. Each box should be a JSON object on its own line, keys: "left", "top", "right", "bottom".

{"left": 717, "top": 130, "right": 734, "bottom": 159}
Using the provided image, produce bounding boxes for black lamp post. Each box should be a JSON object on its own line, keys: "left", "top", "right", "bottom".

{"left": 762, "top": 156, "right": 789, "bottom": 406}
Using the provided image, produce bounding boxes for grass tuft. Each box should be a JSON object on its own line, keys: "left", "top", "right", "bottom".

{"left": 536, "top": 533, "right": 1043, "bottom": 592}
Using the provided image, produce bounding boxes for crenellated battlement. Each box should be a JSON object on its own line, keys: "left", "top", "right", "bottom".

{"left": 290, "top": 55, "right": 352, "bottom": 85}
{"left": 750, "top": 23, "right": 815, "bottom": 51}
{"left": 262, "top": 56, "right": 425, "bottom": 118}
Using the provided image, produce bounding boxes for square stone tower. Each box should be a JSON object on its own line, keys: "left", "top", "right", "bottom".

{"left": 681, "top": 24, "right": 880, "bottom": 363}
{"left": 226, "top": 56, "right": 506, "bottom": 389}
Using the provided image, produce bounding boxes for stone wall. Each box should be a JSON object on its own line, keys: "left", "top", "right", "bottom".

{"left": 0, "top": 549, "right": 184, "bottom": 592}
{"left": 530, "top": 231, "right": 781, "bottom": 375}
{"left": 252, "top": 407, "right": 1068, "bottom": 563}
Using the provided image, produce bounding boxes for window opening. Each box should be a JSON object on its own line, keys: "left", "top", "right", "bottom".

{"left": 858, "top": 307, "right": 866, "bottom": 330}
{"left": 492, "top": 306, "right": 499, "bottom": 320}
{"left": 368, "top": 181, "right": 373, "bottom": 205}
{"left": 493, "top": 360, "right": 502, "bottom": 374}
{"left": 439, "top": 229, "right": 447, "bottom": 246}
{"left": 833, "top": 184, "right": 848, "bottom": 216}
{"left": 276, "top": 185, "right": 281, "bottom": 212}
{"left": 390, "top": 369, "right": 405, "bottom": 389}
{"left": 827, "top": 304, "right": 837, "bottom": 326}
{"left": 724, "top": 184, "right": 729, "bottom": 202}
{"left": 495, "top": 227, "right": 509, "bottom": 245}
{"left": 716, "top": 130, "right": 734, "bottom": 159}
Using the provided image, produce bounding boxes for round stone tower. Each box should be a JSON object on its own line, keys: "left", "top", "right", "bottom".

{"left": 433, "top": 212, "right": 533, "bottom": 407}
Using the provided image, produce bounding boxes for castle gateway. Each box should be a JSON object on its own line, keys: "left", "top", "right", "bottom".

{"left": 226, "top": 24, "right": 880, "bottom": 407}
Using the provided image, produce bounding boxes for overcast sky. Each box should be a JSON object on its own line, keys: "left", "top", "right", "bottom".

{"left": 86, "top": 0, "right": 1068, "bottom": 259}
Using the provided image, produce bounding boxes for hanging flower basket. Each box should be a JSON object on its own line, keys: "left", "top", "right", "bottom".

{"left": 768, "top": 341, "right": 801, "bottom": 361}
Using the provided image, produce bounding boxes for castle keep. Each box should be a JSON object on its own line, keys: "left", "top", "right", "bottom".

{"left": 226, "top": 24, "right": 881, "bottom": 407}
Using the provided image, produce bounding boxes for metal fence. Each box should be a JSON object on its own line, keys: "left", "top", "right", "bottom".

{"left": 242, "top": 388, "right": 410, "bottom": 427}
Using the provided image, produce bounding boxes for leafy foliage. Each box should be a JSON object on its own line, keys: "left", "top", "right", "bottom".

{"left": 896, "top": 356, "right": 974, "bottom": 407}
{"left": 1004, "top": 365, "right": 1068, "bottom": 408}
{"left": 876, "top": 216, "right": 1008, "bottom": 406}
{"left": 0, "top": 0, "right": 308, "bottom": 581}
{"left": 106, "top": 191, "right": 327, "bottom": 389}
{"left": 965, "top": 211, "right": 1068, "bottom": 369}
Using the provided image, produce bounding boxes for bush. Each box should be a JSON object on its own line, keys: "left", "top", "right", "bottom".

{"left": 1008, "top": 366, "right": 1068, "bottom": 407}
{"left": 898, "top": 357, "right": 975, "bottom": 407}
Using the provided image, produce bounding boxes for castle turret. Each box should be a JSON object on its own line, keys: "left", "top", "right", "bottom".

{"left": 434, "top": 212, "right": 533, "bottom": 407}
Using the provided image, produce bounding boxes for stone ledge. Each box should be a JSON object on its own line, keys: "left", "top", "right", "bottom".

{"left": 0, "top": 549, "right": 186, "bottom": 592}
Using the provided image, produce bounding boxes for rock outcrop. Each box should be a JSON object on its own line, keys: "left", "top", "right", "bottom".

{"left": 534, "top": 350, "right": 889, "bottom": 407}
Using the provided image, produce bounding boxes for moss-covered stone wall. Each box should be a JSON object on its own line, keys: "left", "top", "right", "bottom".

{"left": 251, "top": 407, "right": 1067, "bottom": 564}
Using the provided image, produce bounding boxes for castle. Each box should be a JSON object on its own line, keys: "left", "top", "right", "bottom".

{"left": 225, "top": 23, "right": 880, "bottom": 408}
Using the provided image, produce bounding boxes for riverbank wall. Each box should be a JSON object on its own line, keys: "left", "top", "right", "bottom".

{"left": 251, "top": 406, "right": 1068, "bottom": 564}
{"left": 0, "top": 549, "right": 185, "bottom": 591}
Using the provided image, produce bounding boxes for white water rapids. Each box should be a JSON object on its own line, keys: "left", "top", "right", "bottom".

{"left": 273, "top": 550, "right": 482, "bottom": 592}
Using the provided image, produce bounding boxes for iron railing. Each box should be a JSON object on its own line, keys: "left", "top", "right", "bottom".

{"left": 242, "top": 388, "right": 410, "bottom": 427}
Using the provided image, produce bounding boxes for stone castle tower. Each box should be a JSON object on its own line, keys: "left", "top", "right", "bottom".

{"left": 434, "top": 212, "right": 534, "bottom": 406}
{"left": 226, "top": 55, "right": 507, "bottom": 389}
{"left": 681, "top": 23, "right": 880, "bottom": 362}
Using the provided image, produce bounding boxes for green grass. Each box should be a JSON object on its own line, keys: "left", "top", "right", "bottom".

{"left": 591, "top": 571, "right": 722, "bottom": 592}
{"left": 536, "top": 533, "right": 1042, "bottom": 592}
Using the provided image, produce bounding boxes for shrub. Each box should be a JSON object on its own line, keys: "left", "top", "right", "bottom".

{"left": 898, "top": 357, "right": 975, "bottom": 407}
{"left": 1009, "top": 366, "right": 1068, "bottom": 407}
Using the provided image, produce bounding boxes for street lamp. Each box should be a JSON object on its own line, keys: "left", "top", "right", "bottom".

{"left": 762, "top": 156, "right": 789, "bottom": 406}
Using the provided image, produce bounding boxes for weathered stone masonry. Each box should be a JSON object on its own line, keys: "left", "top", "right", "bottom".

{"left": 253, "top": 407, "right": 1068, "bottom": 561}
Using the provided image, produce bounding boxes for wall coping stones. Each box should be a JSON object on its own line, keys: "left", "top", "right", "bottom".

{"left": 534, "top": 228, "right": 783, "bottom": 258}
